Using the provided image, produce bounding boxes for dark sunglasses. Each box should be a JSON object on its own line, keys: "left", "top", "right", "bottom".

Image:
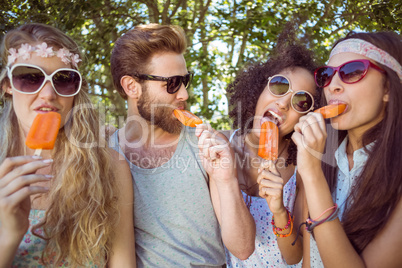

{"left": 137, "top": 72, "right": 193, "bottom": 94}
{"left": 314, "top": 59, "right": 385, "bottom": 88}
{"left": 7, "top": 64, "right": 82, "bottom": 97}
{"left": 268, "top": 75, "right": 315, "bottom": 114}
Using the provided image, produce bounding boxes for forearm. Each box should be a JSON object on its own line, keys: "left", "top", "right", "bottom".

{"left": 0, "top": 229, "right": 23, "bottom": 268}
{"left": 210, "top": 177, "right": 256, "bottom": 260}
{"left": 302, "top": 169, "right": 364, "bottom": 267}
{"left": 274, "top": 209, "right": 303, "bottom": 265}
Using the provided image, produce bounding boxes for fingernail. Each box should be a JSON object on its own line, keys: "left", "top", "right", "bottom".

{"left": 32, "top": 155, "right": 42, "bottom": 159}
{"left": 45, "top": 175, "right": 54, "bottom": 179}
{"left": 43, "top": 159, "right": 53, "bottom": 164}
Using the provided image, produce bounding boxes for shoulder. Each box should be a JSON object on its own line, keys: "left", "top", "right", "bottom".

{"left": 108, "top": 148, "right": 132, "bottom": 182}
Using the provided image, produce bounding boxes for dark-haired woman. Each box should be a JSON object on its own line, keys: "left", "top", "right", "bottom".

{"left": 293, "top": 32, "right": 402, "bottom": 267}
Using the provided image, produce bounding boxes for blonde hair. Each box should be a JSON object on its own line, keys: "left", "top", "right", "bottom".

{"left": 0, "top": 23, "right": 119, "bottom": 266}
{"left": 110, "top": 23, "right": 188, "bottom": 99}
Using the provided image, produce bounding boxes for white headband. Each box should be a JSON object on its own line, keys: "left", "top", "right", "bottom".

{"left": 7, "top": 42, "right": 81, "bottom": 68}
{"left": 329, "top": 38, "right": 402, "bottom": 82}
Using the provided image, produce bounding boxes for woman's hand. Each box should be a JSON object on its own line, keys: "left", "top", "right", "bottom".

{"left": 0, "top": 156, "right": 52, "bottom": 240}
{"left": 292, "top": 112, "right": 327, "bottom": 177}
{"left": 257, "top": 160, "right": 286, "bottom": 215}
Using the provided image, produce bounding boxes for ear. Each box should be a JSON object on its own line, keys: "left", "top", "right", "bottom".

{"left": 383, "top": 93, "right": 389, "bottom": 102}
{"left": 121, "top": 75, "right": 141, "bottom": 99}
{"left": 383, "top": 80, "right": 390, "bottom": 102}
{"left": 1, "top": 80, "right": 12, "bottom": 95}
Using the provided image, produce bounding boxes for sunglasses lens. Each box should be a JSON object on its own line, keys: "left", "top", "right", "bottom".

{"left": 53, "top": 70, "right": 81, "bottom": 96}
{"left": 11, "top": 66, "right": 45, "bottom": 93}
{"left": 167, "top": 76, "right": 182, "bottom": 94}
{"left": 292, "top": 91, "right": 314, "bottom": 113}
{"left": 183, "top": 73, "right": 192, "bottom": 89}
{"left": 269, "top": 76, "right": 290, "bottom": 95}
{"left": 339, "top": 61, "right": 366, "bottom": 83}
{"left": 315, "top": 67, "right": 334, "bottom": 87}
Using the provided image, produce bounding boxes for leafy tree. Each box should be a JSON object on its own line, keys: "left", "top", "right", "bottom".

{"left": 1, "top": 0, "right": 400, "bottom": 129}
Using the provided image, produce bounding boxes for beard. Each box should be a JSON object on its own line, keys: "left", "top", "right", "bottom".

{"left": 137, "top": 85, "right": 186, "bottom": 134}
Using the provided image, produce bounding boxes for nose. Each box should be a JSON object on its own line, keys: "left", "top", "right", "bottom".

{"left": 326, "top": 71, "right": 344, "bottom": 95}
{"left": 38, "top": 80, "right": 57, "bottom": 100}
{"left": 176, "top": 82, "right": 189, "bottom": 101}
{"left": 275, "top": 93, "right": 291, "bottom": 111}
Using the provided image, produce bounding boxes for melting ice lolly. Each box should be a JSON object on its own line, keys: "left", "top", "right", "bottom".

{"left": 314, "top": 103, "right": 347, "bottom": 119}
{"left": 26, "top": 112, "right": 61, "bottom": 156}
{"left": 173, "top": 109, "right": 203, "bottom": 127}
{"left": 258, "top": 120, "right": 279, "bottom": 161}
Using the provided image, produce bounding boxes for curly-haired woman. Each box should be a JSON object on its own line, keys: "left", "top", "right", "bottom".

{"left": 225, "top": 30, "right": 320, "bottom": 267}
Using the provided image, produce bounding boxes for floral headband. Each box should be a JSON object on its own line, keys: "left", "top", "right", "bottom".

{"left": 7, "top": 42, "right": 81, "bottom": 68}
{"left": 329, "top": 38, "right": 402, "bottom": 82}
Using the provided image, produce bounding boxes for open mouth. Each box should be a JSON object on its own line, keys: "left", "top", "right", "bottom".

{"left": 262, "top": 110, "right": 281, "bottom": 126}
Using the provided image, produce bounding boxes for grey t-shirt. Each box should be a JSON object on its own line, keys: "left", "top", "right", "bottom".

{"left": 110, "top": 126, "right": 225, "bottom": 267}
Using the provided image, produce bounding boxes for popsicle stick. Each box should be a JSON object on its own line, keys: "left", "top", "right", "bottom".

{"left": 34, "top": 148, "right": 42, "bottom": 156}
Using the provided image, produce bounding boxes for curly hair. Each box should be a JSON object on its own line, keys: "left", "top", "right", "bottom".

{"left": 228, "top": 28, "right": 321, "bottom": 165}
{"left": 0, "top": 23, "right": 119, "bottom": 266}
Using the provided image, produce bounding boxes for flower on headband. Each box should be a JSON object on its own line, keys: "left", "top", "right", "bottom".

{"left": 71, "top": 54, "right": 82, "bottom": 67}
{"left": 7, "top": 48, "right": 18, "bottom": 65}
{"left": 6, "top": 42, "right": 82, "bottom": 68}
{"left": 18, "top": 44, "right": 34, "bottom": 60}
{"left": 36, "top": 42, "right": 54, "bottom": 58}
{"left": 57, "top": 48, "right": 72, "bottom": 65}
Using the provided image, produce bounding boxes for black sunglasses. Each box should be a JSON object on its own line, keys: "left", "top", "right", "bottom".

{"left": 137, "top": 72, "right": 193, "bottom": 94}
{"left": 7, "top": 63, "right": 82, "bottom": 97}
{"left": 314, "top": 59, "right": 385, "bottom": 88}
{"left": 268, "top": 75, "right": 315, "bottom": 114}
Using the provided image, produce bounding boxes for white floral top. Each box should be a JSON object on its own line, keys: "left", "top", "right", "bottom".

{"left": 11, "top": 209, "right": 100, "bottom": 267}
{"left": 225, "top": 170, "right": 301, "bottom": 267}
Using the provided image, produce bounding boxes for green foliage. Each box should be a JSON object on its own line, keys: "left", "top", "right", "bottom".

{"left": 2, "top": 0, "right": 400, "bottom": 130}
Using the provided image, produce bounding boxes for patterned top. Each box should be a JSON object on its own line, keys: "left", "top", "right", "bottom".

{"left": 310, "top": 137, "right": 373, "bottom": 267}
{"left": 11, "top": 209, "right": 70, "bottom": 267}
{"left": 225, "top": 170, "right": 301, "bottom": 267}
{"left": 10, "top": 209, "right": 101, "bottom": 267}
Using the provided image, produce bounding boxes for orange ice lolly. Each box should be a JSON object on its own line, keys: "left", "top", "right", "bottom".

{"left": 173, "top": 109, "right": 203, "bottom": 127}
{"left": 314, "top": 104, "right": 346, "bottom": 119}
{"left": 26, "top": 112, "right": 61, "bottom": 155}
{"left": 258, "top": 120, "right": 279, "bottom": 161}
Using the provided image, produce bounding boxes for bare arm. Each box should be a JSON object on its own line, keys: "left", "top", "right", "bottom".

{"left": 258, "top": 161, "right": 303, "bottom": 264}
{"left": 107, "top": 149, "right": 136, "bottom": 268}
{"left": 196, "top": 124, "right": 256, "bottom": 260}
{"left": 293, "top": 113, "right": 402, "bottom": 267}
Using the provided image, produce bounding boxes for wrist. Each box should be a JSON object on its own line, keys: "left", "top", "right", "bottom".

{"left": 298, "top": 166, "right": 324, "bottom": 183}
{"left": 272, "top": 208, "right": 288, "bottom": 218}
{"left": 0, "top": 228, "right": 25, "bottom": 248}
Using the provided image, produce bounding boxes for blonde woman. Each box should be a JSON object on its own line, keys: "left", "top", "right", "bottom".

{"left": 0, "top": 23, "right": 135, "bottom": 267}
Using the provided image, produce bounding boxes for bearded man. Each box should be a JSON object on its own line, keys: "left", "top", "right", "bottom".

{"left": 109, "top": 23, "right": 255, "bottom": 267}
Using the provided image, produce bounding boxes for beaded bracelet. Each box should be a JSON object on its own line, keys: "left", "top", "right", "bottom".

{"left": 271, "top": 209, "right": 294, "bottom": 238}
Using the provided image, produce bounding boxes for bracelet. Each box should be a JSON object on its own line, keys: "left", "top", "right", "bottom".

{"left": 291, "top": 203, "right": 339, "bottom": 246}
{"left": 272, "top": 209, "right": 294, "bottom": 238}
{"left": 306, "top": 203, "right": 339, "bottom": 233}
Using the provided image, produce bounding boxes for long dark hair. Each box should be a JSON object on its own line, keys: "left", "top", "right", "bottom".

{"left": 322, "top": 31, "right": 402, "bottom": 253}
